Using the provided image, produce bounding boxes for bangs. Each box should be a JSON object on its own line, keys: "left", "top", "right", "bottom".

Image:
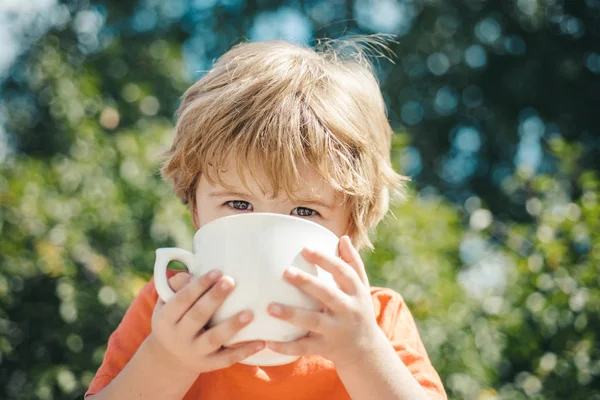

{"left": 181, "top": 82, "right": 372, "bottom": 202}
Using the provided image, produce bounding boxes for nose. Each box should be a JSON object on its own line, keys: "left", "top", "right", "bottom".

{"left": 254, "top": 203, "right": 291, "bottom": 216}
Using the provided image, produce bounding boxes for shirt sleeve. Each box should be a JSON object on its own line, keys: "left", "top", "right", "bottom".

{"left": 372, "top": 287, "right": 448, "bottom": 400}
{"left": 85, "top": 275, "right": 163, "bottom": 397}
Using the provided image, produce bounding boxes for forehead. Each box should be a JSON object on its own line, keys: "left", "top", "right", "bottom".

{"left": 203, "top": 158, "right": 338, "bottom": 202}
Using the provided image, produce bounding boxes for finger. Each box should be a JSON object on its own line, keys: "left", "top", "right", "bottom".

{"left": 268, "top": 303, "right": 331, "bottom": 334}
{"left": 154, "top": 273, "right": 192, "bottom": 316}
{"left": 283, "top": 267, "right": 348, "bottom": 313}
{"left": 301, "top": 248, "right": 360, "bottom": 295}
{"left": 338, "top": 236, "right": 369, "bottom": 287}
{"left": 266, "top": 336, "right": 319, "bottom": 356}
{"left": 169, "top": 272, "right": 192, "bottom": 292}
{"left": 178, "top": 276, "right": 235, "bottom": 337}
{"left": 153, "top": 298, "right": 165, "bottom": 317}
{"left": 197, "top": 309, "right": 255, "bottom": 353}
{"left": 161, "top": 269, "right": 222, "bottom": 324}
{"left": 207, "top": 341, "right": 265, "bottom": 370}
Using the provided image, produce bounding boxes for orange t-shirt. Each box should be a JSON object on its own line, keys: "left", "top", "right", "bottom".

{"left": 86, "top": 271, "right": 447, "bottom": 399}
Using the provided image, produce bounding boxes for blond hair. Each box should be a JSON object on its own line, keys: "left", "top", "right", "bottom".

{"left": 161, "top": 36, "right": 407, "bottom": 249}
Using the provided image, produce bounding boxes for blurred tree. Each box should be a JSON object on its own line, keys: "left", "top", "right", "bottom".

{"left": 486, "top": 140, "right": 600, "bottom": 399}
{"left": 380, "top": 0, "right": 600, "bottom": 220}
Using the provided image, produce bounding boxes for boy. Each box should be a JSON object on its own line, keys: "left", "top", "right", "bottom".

{"left": 86, "top": 38, "right": 447, "bottom": 399}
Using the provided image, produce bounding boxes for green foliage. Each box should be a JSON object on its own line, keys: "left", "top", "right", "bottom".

{"left": 488, "top": 166, "right": 600, "bottom": 399}
{"left": 0, "top": 121, "right": 194, "bottom": 398}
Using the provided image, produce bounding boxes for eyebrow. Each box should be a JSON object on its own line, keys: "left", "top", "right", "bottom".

{"left": 208, "top": 190, "right": 253, "bottom": 199}
{"left": 208, "top": 190, "right": 335, "bottom": 210}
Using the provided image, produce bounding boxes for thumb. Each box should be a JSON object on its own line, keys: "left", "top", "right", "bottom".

{"left": 168, "top": 271, "right": 192, "bottom": 293}
{"left": 338, "top": 236, "right": 369, "bottom": 287}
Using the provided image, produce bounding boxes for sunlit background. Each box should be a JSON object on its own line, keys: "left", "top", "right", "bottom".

{"left": 0, "top": 0, "right": 599, "bottom": 399}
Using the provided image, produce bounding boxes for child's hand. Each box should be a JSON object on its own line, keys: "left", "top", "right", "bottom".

{"left": 266, "top": 236, "right": 383, "bottom": 368}
{"left": 149, "top": 271, "right": 265, "bottom": 373}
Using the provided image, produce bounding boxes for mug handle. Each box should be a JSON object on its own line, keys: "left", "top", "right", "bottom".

{"left": 154, "top": 247, "right": 196, "bottom": 302}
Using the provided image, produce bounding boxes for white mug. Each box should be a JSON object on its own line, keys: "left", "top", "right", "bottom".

{"left": 153, "top": 212, "right": 339, "bottom": 366}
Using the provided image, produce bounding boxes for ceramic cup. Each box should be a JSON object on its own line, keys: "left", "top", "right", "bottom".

{"left": 153, "top": 212, "right": 339, "bottom": 366}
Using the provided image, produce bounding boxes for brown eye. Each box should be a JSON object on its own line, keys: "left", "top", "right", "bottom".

{"left": 291, "top": 207, "right": 319, "bottom": 217}
{"left": 226, "top": 200, "right": 253, "bottom": 211}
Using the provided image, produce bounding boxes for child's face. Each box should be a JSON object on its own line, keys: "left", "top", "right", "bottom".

{"left": 192, "top": 159, "right": 351, "bottom": 238}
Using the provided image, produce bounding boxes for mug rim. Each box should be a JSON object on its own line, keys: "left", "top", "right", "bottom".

{"left": 193, "top": 212, "right": 339, "bottom": 243}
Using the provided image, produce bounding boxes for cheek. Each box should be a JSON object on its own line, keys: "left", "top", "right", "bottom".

{"left": 329, "top": 224, "right": 349, "bottom": 238}
{"left": 321, "top": 215, "right": 351, "bottom": 238}
{"left": 193, "top": 202, "right": 222, "bottom": 228}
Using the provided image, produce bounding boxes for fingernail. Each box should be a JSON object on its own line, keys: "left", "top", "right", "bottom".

{"left": 220, "top": 279, "right": 232, "bottom": 290}
{"left": 269, "top": 303, "right": 283, "bottom": 316}
{"left": 208, "top": 269, "right": 222, "bottom": 280}
{"left": 255, "top": 342, "right": 265, "bottom": 351}
{"left": 303, "top": 247, "right": 315, "bottom": 254}
{"left": 239, "top": 311, "right": 252, "bottom": 323}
